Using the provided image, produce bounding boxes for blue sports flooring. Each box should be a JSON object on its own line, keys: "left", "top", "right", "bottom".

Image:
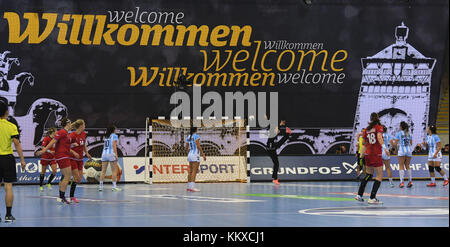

{"left": 0, "top": 181, "right": 448, "bottom": 227}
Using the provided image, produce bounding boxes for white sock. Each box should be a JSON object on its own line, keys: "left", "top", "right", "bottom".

{"left": 407, "top": 169, "right": 412, "bottom": 181}
{"left": 100, "top": 181, "right": 103, "bottom": 187}
{"left": 431, "top": 177, "right": 435, "bottom": 183}
{"left": 389, "top": 178, "right": 393, "bottom": 183}
{"left": 443, "top": 175, "right": 448, "bottom": 180}
{"left": 399, "top": 170, "right": 404, "bottom": 182}
{"left": 188, "top": 182, "right": 193, "bottom": 189}
{"left": 112, "top": 181, "right": 117, "bottom": 188}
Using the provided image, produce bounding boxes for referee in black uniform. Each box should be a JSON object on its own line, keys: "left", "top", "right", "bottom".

{"left": 0, "top": 101, "right": 26, "bottom": 223}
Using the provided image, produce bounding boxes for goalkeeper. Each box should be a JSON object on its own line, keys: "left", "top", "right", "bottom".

{"left": 266, "top": 118, "right": 291, "bottom": 185}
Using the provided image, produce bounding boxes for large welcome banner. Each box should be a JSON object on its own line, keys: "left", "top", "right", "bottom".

{"left": 0, "top": 0, "right": 448, "bottom": 158}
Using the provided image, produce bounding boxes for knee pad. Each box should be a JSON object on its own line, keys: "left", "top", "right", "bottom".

{"left": 429, "top": 166, "right": 435, "bottom": 173}
{"left": 435, "top": 167, "right": 442, "bottom": 173}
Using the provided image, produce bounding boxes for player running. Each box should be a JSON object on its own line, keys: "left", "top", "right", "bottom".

{"left": 69, "top": 119, "right": 92, "bottom": 202}
{"left": 382, "top": 125, "right": 395, "bottom": 187}
{"left": 185, "top": 126, "right": 206, "bottom": 192}
{"left": 421, "top": 125, "right": 448, "bottom": 187}
{"left": 37, "top": 117, "right": 74, "bottom": 204}
{"left": 355, "top": 112, "right": 386, "bottom": 205}
{"left": 393, "top": 121, "right": 413, "bottom": 188}
{"left": 39, "top": 127, "right": 58, "bottom": 192}
{"left": 99, "top": 125, "right": 121, "bottom": 192}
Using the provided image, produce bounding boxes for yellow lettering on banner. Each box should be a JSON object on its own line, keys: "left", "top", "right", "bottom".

{"left": 232, "top": 50, "right": 249, "bottom": 72}
{"left": 175, "top": 25, "right": 209, "bottom": 46}
{"left": 69, "top": 14, "right": 83, "bottom": 45}
{"left": 261, "top": 50, "right": 276, "bottom": 72}
{"left": 103, "top": 24, "right": 119, "bottom": 45}
{"left": 92, "top": 15, "right": 107, "bottom": 45}
{"left": 140, "top": 24, "right": 175, "bottom": 46}
{"left": 81, "top": 15, "right": 95, "bottom": 45}
{"left": 249, "top": 73, "right": 261, "bottom": 86}
{"left": 228, "top": 73, "right": 248, "bottom": 87}
{"left": 200, "top": 50, "right": 233, "bottom": 71}
{"left": 276, "top": 50, "right": 295, "bottom": 72}
{"left": 128, "top": 66, "right": 156, "bottom": 86}
{"left": 210, "top": 25, "right": 230, "bottom": 47}
{"left": 206, "top": 73, "right": 227, "bottom": 87}
{"left": 331, "top": 50, "right": 348, "bottom": 72}
{"left": 56, "top": 14, "right": 70, "bottom": 45}
{"left": 229, "top": 25, "right": 252, "bottom": 47}
{"left": 297, "top": 50, "right": 328, "bottom": 71}
{"left": 117, "top": 24, "right": 140, "bottom": 46}
{"left": 3, "top": 12, "right": 57, "bottom": 44}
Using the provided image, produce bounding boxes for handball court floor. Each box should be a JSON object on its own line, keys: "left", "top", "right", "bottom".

{"left": 0, "top": 181, "right": 448, "bottom": 227}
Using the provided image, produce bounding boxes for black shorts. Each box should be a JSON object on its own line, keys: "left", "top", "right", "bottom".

{"left": 0, "top": 154, "right": 17, "bottom": 183}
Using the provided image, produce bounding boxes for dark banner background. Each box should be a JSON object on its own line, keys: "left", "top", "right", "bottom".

{"left": 0, "top": 0, "right": 448, "bottom": 129}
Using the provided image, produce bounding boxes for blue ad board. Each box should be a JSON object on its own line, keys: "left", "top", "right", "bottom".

{"left": 250, "top": 155, "right": 450, "bottom": 181}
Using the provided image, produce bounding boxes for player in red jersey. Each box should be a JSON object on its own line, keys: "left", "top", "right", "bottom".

{"left": 68, "top": 119, "right": 92, "bottom": 203}
{"left": 39, "top": 127, "right": 58, "bottom": 192}
{"left": 355, "top": 112, "right": 388, "bottom": 205}
{"left": 36, "top": 117, "right": 73, "bottom": 204}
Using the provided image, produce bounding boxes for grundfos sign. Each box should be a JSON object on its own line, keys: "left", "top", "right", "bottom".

{"left": 250, "top": 155, "right": 449, "bottom": 181}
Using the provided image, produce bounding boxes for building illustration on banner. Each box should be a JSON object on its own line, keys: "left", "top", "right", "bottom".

{"left": 351, "top": 22, "right": 436, "bottom": 152}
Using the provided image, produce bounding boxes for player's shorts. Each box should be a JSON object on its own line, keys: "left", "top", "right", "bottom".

{"left": 56, "top": 157, "right": 71, "bottom": 169}
{"left": 0, "top": 154, "right": 17, "bottom": 183}
{"left": 365, "top": 155, "right": 383, "bottom": 167}
{"left": 187, "top": 153, "right": 200, "bottom": 163}
{"left": 397, "top": 150, "right": 412, "bottom": 157}
{"left": 71, "top": 159, "right": 83, "bottom": 171}
{"left": 101, "top": 153, "right": 117, "bottom": 162}
{"left": 382, "top": 153, "right": 390, "bottom": 161}
{"left": 41, "top": 158, "right": 56, "bottom": 167}
{"left": 428, "top": 152, "right": 442, "bottom": 162}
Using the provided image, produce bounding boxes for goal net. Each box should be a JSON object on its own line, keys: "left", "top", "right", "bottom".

{"left": 144, "top": 118, "right": 248, "bottom": 183}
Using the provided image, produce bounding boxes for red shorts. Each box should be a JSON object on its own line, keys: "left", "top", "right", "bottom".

{"left": 71, "top": 159, "right": 83, "bottom": 171}
{"left": 41, "top": 159, "right": 56, "bottom": 167}
{"left": 56, "top": 158, "right": 71, "bottom": 169}
{"left": 365, "top": 155, "right": 383, "bottom": 167}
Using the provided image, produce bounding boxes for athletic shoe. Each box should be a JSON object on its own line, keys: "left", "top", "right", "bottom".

{"left": 407, "top": 181, "right": 413, "bottom": 188}
{"left": 112, "top": 187, "right": 122, "bottom": 192}
{"left": 368, "top": 198, "right": 383, "bottom": 205}
{"left": 273, "top": 179, "right": 280, "bottom": 185}
{"left": 355, "top": 195, "right": 364, "bottom": 202}
{"left": 4, "top": 215, "right": 15, "bottom": 223}
{"left": 70, "top": 197, "right": 79, "bottom": 203}
{"left": 389, "top": 182, "right": 395, "bottom": 188}
{"left": 443, "top": 180, "right": 449, "bottom": 187}
{"left": 46, "top": 184, "right": 52, "bottom": 190}
{"left": 39, "top": 186, "right": 44, "bottom": 192}
{"left": 399, "top": 182, "right": 405, "bottom": 188}
{"left": 190, "top": 188, "right": 201, "bottom": 192}
{"left": 426, "top": 182, "right": 437, "bottom": 187}
{"left": 98, "top": 187, "right": 103, "bottom": 192}
{"left": 57, "top": 197, "right": 71, "bottom": 204}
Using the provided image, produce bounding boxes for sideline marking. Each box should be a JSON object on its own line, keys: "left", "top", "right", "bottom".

{"left": 234, "top": 193, "right": 354, "bottom": 201}
{"left": 328, "top": 192, "right": 449, "bottom": 200}
{"left": 29, "top": 196, "right": 137, "bottom": 204}
{"left": 299, "top": 206, "right": 449, "bottom": 218}
{"left": 130, "top": 194, "right": 263, "bottom": 203}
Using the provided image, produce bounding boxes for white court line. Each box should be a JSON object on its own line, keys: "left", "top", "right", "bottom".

{"left": 251, "top": 183, "right": 355, "bottom": 188}
{"left": 130, "top": 194, "right": 263, "bottom": 203}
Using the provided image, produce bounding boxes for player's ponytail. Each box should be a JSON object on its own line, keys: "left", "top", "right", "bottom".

{"left": 400, "top": 121, "right": 409, "bottom": 135}
{"left": 60, "top": 117, "right": 71, "bottom": 129}
{"left": 367, "top": 112, "right": 381, "bottom": 130}
{"left": 188, "top": 127, "right": 197, "bottom": 142}
{"left": 106, "top": 125, "right": 116, "bottom": 138}
{"left": 72, "top": 119, "right": 85, "bottom": 129}
{"left": 429, "top": 125, "right": 437, "bottom": 135}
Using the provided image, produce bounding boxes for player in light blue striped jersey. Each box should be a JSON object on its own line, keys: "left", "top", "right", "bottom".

{"left": 382, "top": 125, "right": 395, "bottom": 187}
{"left": 393, "top": 121, "right": 413, "bottom": 188}
{"left": 185, "top": 126, "right": 206, "bottom": 192}
{"left": 99, "top": 125, "right": 121, "bottom": 192}
{"left": 421, "top": 125, "right": 448, "bottom": 187}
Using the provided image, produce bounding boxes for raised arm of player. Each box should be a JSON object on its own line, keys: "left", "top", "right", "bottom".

{"left": 36, "top": 139, "right": 57, "bottom": 156}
